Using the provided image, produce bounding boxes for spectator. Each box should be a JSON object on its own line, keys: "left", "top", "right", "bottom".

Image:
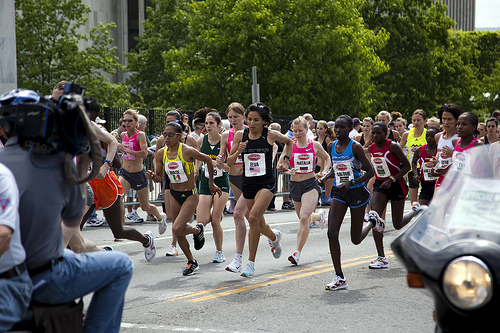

{"left": 303, "top": 113, "right": 316, "bottom": 139}
{"left": 111, "top": 118, "right": 126, "bottom": 144}
{"left": 349, "top": 117, "right": 361, "bottom": 139}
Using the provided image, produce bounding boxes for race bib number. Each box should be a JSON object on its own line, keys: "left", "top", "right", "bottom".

{"left": 204, "top": 162, "right": 224, "bottom": 179}
{"left": 421, "top": 159, "right": 438, "bottom": 181}
{"left": 371, "top": 156, "right": 391, "bottom": 179}
{"left": 435, "top": 151, "right": 452, "bottom": 170}
{"left": 292, "top": 153, "right": 314, "bottom": 173}
{"left": 244, "top": 153, "right": 266, "bottom": 177}
{"left": 166, "top": 161, "right": 188, "bottom": 183}
{"left": 450, "top": 151, "right": 472, "bottom": 174}
{"left": 333, "top": 162, "right": 354, "bottom": 187}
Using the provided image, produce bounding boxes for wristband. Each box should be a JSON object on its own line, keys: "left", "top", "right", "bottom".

{"left": 350, "top": 179, "right": 356, "bottom": 186}
{"left": 103, "top": 160, "right": 112, "bottom": 167}
{"left": 283, "top": 155, "right": 290, "bottom": 160}
{"left": 390, "top": 176, "right": 396, "bottom": 182}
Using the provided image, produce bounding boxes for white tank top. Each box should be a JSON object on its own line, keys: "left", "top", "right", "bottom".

{"left": 436, "top": 132, "right": 458, "bottom": 169}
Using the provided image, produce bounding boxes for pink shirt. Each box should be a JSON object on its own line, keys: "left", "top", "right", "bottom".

{"left": 122, "top": 131, "right": 141, "bottom": 160}
{"left": 290, "top": 139, "right": 315, "bottom": 174}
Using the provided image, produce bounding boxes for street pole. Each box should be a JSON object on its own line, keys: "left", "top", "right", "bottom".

{"left": 252, "top": 66, "right": 260, "bottom": 103}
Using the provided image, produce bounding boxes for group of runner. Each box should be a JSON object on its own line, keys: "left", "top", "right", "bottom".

{"left": 77, "top": 100, "right": 499, "bottom": 289}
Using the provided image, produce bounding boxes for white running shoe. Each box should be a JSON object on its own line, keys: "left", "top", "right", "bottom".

{"left": 325, "top": 275, "right": 348, "bottom": 291}
{"left": 268, "top": 229, "right": 282, "bottom": 259}
{"left": 368, "top": 210, "right": 385, "bottom": 233}
{"left": 144, "top": 231, "right": 156, "bottom": 262}
{"left": 288, "top": 251, "right": 300, "bottom": 265}
{"left": 318, "top": 209, "right": 326, "bottom": 229}
{"left": 240, "top": 262, "right": 255, "bottom": 278}
{"left": 158, "top": 212, "right": 167, "bottom": 235}
{"left": 411, "top": 201, "right": 421, "bottom": 211}
{"left": 369, "top": 256, "right": 389, "bottom": 269}
{"left": 165, "top": 245, "right": 178, "bottom": 256}
{"left": 225, "top": 257, "right": 242, "bottom": 273}
{"left": 213, "top": 251, "right": 226, "bottom": 263}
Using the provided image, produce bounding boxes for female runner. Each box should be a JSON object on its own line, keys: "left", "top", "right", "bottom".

{"left": 314, "top": 120, "right": 335, "bottom": 208}
{"left": 368, "top": 122, "right": 411, "bottom": 269}
{"left": 411, "top": 127, "right": 439, "bottom": 205}
{"left": 147, "top": 121, "right": 221, "bottom": 275}
{"left": 399, "top": 109, "right": 427, "bottom": 208}
{"left": 323, "top": 115, "right": 377, "bottom": 291}
{"left": 480, "top": 117, "right": 499, "bottom": 145}
{"left": 195, "top": 109, "right": 230, "bottom": 263}
{"left": 279, "top": 116, "right": 331, "bottom": 265}
{"left": 227, "top": 102, "right": 292, "bottom": 278}
{"left": 117, "top": 109, "right": 166, "bottom": 231}
{"left": 217, "top": 102, "right": 249, "bottom": 273}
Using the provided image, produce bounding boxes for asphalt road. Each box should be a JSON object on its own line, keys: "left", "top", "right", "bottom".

{"left": 82, "top": 199, "right": 435, "bottom": 332}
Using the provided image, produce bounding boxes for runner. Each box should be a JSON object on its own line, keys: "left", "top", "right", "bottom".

{"left": 411, "top": 127, "right": 439, "bottom": 205}
{"left": 278, "top": 116, "right": 331, "bottom": 266}
{"left": 147, "top": 121, "right": 222, "bottom": 275}
{"left": 227, "top": 102, "right": 292, "bottom": 278}
{"left": 195, "top": 109, "right": 230, "bottom": 263}
{"left": 322, "top": 115, "right": 377, "bottom": 291}
{"left": 217, "top": 102, "right": 249, "bottom": 273}
{"left": 368, "top": 121, "right": 411, "bottom": 269}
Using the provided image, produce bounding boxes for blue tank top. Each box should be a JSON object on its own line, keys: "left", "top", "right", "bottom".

{"left": 330, "top": 139, "right": 364, "bottom": 188}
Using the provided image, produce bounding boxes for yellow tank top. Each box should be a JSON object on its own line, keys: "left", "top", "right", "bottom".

{"left": 163, "top": 143, "right": 194, "bottom": 183}
{"left": 407, "top": 127, "right": 427, "bottom": 171}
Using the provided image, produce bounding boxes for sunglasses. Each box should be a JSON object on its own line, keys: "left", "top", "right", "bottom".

{"left": 123, "top": 119, "right": 134, "bottom": 123}
{"left": 162, "top": 132, "right": 180, "bottom": 137}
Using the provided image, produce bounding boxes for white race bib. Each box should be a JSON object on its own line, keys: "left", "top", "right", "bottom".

{"left": 204, "top": 162, "right": 224, "bottom": 179}
{"left": 371, "top": 156, "right": 391, "bottom": 179}
{"left": 244, "top": 153, "right": 266, "bottom": 177}
{"left": 166, "top": 161, "right": 188, "bottom": 183}
{"left": 449, "top": 151, "right": 472, "bottom": 174}
{"left": 292, "top": 153, "right": 314, "bottom": 173}
{"left": 333, "top": 162, "right": 354, "bottom": 187}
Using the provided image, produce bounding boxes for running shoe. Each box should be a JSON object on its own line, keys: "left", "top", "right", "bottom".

{"left": 86, "top": 217, "right": 104, "bottom": 227}
{"left": 368, "top": 210, "right": 385, "bottom": 233}
{"left": 103, "top": 246, "right": 113, "bottom": 251}
{"left": 131, "top": 211, "right": 144, "bottom": 223}
{"left": 225, "top": 257, "right": 242, "bottom": 273}
{"left": 193, "top": 223, "right": 205, "bottom": 250}
{"left": 158, "top": 212, "right": 167, "bottom": 235}
{"left": 165, "top": 245, "right": 179, "bottom": 256}
{"left": 213, "top": 251, "right": 226, "bottom": 263}
{"left": 369, "top": 256, "right": 389, "bottom": 269}
{"left": 240, "top": 262, "right": 255, "bottom": 278}
{"left": 318, "top": 209, "right": 326, "bottom": 229}
{"left": 325, "top": 275, "right": 348, "bottom": 291}
{"left": 182, "top": 260, "right": 199, "bottom": 276}
{"left": 411, "top": 201, "right": 421, "bottom": 211}
{"left": 144, "top": 231, "right": 156, "bottom": 262}
{"left": 309, "top": 221, "right": 318, "bottom": 228}
{"left": 288, "top": 251, "right": 300, "bottom": 265}
{"left": 146, "top": 213, "right": 157, "bottom": 222}
{"left": 268, "top": 229, "right": 282, "bottom": 259}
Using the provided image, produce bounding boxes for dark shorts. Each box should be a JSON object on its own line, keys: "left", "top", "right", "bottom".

{"left": 330, "top": 186, "right": 370, "bottom": 209}
{"left": 407, "top": 171, "right": 419, "bottom": 189}
{"left": 170, "top": 188, "right": 198, "bottom": 205}
{"left": 119, "top": 168, "right": 148, "bottom": 191}
{"left": 228, "top": 174, "right": 243, "bottom": 191}
{"left": 242, "top": 181, "right": 276, "bottom": 200}
{"left": 373, "top": 178, "right": 408, "bottom": 201}
{"left": 199, "top": 172, "right": 230, "bottom": 195}
{"left": 290, "top": 177, "right": 321, "bottom": 202}
{"left": 419, "top": 180, "right": 436, "bottom": 201}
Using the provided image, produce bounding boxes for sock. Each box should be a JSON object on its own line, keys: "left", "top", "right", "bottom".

{"left": 235, "top": 253, "right": 243, "bottom": 261}
{"left": 247, "top": 260, "right": 255, "bottom": 267}
{"left": 144, "top": 234, "right": 151, "bottom": 247}
{"left": 336, "top": 272, "right": 344, "bottom": 279}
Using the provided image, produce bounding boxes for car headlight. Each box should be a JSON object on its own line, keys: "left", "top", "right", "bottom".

{"left": 443, "top": 256, "right": 493, "bottom": 310}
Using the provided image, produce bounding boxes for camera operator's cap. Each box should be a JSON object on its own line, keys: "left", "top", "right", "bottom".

{"left": 0, "top": 89, "right": 40, "bottom": 106}
{"left": 353, "top": 117, "right": 360, "bottom": 126}
{"left": 95, "top": 116, "right": 106, "bottom": 124}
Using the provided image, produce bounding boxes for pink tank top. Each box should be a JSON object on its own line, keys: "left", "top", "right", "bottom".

{"left": 227, "top": 127, "right": 244, "bottom": 165}
{"left": 290, "top": 139, "right": 315, "bottom": 174}
{"left": 450, "top": 138, "right": 482, "bottom": 174}
{"left": 122, "top": 131, "right": 141, "bottom": 160}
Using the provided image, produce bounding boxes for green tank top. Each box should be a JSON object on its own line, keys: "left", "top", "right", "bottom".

{"left": 200, "top": 135, "right": 226, "bottom": 179}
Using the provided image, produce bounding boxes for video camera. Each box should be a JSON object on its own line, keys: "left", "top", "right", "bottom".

{"left": 0, "top": 83, "right": 101, "bottom": 184}
{"left": 0, "top": 83, "right": 89, "bottom": 155}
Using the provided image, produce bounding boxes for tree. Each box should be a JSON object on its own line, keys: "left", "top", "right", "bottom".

{"left": 128, "top": 0, "right": 389, "bottom": 119}
{"left": 361, "top": 0, "right": 474, "bottom": 118}
{"left": 15, "top": 0, "right": 129, "bottom": 106}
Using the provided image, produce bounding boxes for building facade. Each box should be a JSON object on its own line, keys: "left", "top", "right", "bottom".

{"left": 437, "top": 0, "right": 476, "bottom": 31}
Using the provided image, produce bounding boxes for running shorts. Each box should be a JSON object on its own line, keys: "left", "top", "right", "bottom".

{"left": 119, "top": 168, "right": 148, "bottom": 191}
{"left": 373, "top": 178, "right": 408, "bottom": 201}
{"left": 242, "top": 181, "right": 276, "bottom": 200}
{"left": 170, "top": 188, "right": 198, "bottom": 205}
{"left": 228, "top": 174, "right": 243, "bottom": 191}
{"left": 330, "top": 186, "right": 370, "bottom": 209}
{"left": 290, "top": 177, "right": 321, "bottom": 203}
{"left": 88, "top": 171, "right": 124, "bottom": 209}
{"left": 419, "top": 180, "right": 436, "bottom": 201}
{"left": 199, "top": 172, "right": 230, "bottom": 195}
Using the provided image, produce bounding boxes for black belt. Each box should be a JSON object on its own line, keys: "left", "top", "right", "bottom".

{"left": 0, "top": 262, "right": 26, "bottom": 279}
{"left": 28, "top": 257, "right": 63, "bottom": 277}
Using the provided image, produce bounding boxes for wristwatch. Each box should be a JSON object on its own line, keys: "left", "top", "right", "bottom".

{"left": 389, "top": 176, "right": 396, "bottom": 182}
{"left": 350, "top": 179, "right": 356, "bottom": 186}
{"left": 103, "top": 159, "right": 112, "bottom": 167}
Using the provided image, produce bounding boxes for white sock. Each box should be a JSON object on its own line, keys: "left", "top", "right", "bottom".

{"left": 235, "top": 253, "right": 243, "bottom": 261}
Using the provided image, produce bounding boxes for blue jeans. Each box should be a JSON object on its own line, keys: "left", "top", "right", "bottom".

{"left": 0, "top": 270, "right": 32, "bottom": 331}
{"left": 30, "top": 249, "right": 133, "bottom": 333}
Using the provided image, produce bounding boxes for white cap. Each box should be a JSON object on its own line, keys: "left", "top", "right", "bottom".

{"left": 95, "top": 116, "right": 106, "bottom": 124}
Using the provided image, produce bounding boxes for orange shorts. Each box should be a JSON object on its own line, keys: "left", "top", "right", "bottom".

{"left": 88, "top": 171, "right": 124, "bottom": 210}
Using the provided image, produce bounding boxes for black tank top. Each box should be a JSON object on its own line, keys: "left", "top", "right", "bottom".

{"left": 241, "top": 127, "right": 274, "bottom": 184}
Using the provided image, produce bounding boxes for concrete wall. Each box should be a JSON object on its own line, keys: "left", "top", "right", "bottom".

{"left": 0, "top": 0, "right": 17, "bottom": 94}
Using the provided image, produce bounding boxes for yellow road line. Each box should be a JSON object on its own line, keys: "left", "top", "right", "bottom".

{"left": 164, "top": 251, "right": 394, "bottom": 303}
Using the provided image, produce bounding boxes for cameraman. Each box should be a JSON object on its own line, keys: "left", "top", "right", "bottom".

{"left": 0, "top": 89, "right": 133, "bottom": 333}
{"left": 0, "top": 163, "right": 31, "bottom": 331}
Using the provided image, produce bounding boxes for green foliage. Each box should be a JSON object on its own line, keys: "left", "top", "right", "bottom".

{"left": 128, "top": 0, "right": 389, "bottom": 119}
{"left": 15, "top": 0, "right": 129, "bottom": 106}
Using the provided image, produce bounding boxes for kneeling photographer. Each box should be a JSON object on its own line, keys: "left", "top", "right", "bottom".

{"left": 0, "top": 83, "right": 133, "bottom": 333}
